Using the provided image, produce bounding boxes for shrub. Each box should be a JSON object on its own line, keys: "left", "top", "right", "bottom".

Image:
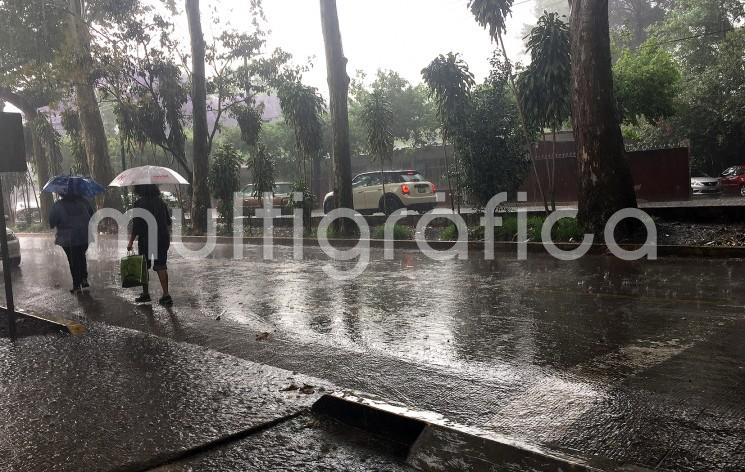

{"left": 439, "top": 224, "right": 459, "bottom": 241}
{"left": 372, "top": 224, "right": 413, "bottom": 240}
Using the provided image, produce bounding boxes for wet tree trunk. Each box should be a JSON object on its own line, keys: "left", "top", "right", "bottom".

{"left": 67, "top": 0, "right": 119, "bottom": 210}
{"left": 570, "top": 0, "right": 637, "bottom": 236}
{"left": 186, "top": 0, "right": 210, "bottom": 235}
{"left": 320, "top": 0, "right": 354, "bottom": 234}
{"left": 31, "top": 131, "right": 51, "bottom": 220}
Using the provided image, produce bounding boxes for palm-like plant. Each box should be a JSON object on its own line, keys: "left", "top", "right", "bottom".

{"left": 277, "top": 80, "right": 325, "bottom": 227}
{"left": 277, "top": 81, "right": 325, "bottom": 187}
{"left": 468, "top": 0, "right": 549, "bottom": 212}
{"left": 208, "top": 143, "right": 244, "bottom": 233}
{"left": 360, "top": 89, "right": 395, "bottom": 214}
{"left": 518, "top": 12, "right": 571, "bottom": 211}
{"left": 422, "top": 53, "right": 475, "bottom": 213}
{"left": 469, "top": 0, "right": 515, "bottom": 40}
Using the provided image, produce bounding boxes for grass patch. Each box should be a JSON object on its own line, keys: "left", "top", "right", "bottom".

{"left": 11, "top": 221, "right": 48, "bottom": 233}
{"left": 372, "top": 224, "right": 414, "bottom": 240}
{"left": 469, "top": 214, "right": 585, "bottom": 242}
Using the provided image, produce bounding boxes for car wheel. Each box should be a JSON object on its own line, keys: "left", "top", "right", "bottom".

{"left": 10, "top": 257, "right": 20, "bottom": 268}
{"left": 739, "top": 185, "right": 745, "bottom": 197}
{"left": 381, "top": 195, "right": 403, "bottom": 216}
{"left": 323, "top": 199, "right": 334, "bottom": 215}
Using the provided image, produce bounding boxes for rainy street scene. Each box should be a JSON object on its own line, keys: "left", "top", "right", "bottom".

{"left": 1, "top": 1, "right": 745, "bottom": 472}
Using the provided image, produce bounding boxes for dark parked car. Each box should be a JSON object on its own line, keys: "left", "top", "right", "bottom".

{"left": 719, "top": 165, "right": 745, "bottom": 196}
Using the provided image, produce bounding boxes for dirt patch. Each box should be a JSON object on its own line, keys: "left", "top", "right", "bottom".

{"left": 657, "top": 221, "right": 745, "bottom": 247}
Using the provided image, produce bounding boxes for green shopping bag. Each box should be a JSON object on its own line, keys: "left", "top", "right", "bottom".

{"left": 121, "top": 253, "right": 149, "bottom": 288}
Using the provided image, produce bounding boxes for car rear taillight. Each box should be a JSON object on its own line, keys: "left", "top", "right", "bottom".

{"left": 431, "top": 183, "right": 436, "bottom": 193}
{"left": 401, "top": 184, "right": 410, "bottom": 195}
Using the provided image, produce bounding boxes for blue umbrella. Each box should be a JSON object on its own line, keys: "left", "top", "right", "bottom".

{"left": 42, "top": 175, "right": 106, "bottom": 198}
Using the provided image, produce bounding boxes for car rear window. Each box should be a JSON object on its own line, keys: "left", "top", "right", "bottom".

{"left": 394, "top": 172, "right": 425, "bottom": 183}
{"left": 274, "top": 183, "right": 293, "bottom": 194}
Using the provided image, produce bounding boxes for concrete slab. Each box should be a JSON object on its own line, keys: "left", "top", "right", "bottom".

{"left": 0, "top": 323, "right": 330, "bottom": 472}
{"left": 151, "top": 413, "right": 413, "bottom": 472}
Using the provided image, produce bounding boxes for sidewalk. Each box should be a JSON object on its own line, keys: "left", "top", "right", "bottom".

{"left": 0, "top": 322, "right": 412, "bottom": 472}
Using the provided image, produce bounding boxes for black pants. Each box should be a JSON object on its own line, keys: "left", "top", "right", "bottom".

{"left": 63, "top": 246, "right": 88, "bottom": 289}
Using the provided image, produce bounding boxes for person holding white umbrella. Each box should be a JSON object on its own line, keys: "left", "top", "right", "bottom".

{"left": 111, "top": 166, "right": 189, "bottom": 306}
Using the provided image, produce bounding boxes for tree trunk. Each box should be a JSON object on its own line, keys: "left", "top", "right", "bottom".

{"left": 66, "top": 0, "right": 119, "bottom": 210}
{"left": 186, "top": 0, "right": 210, "bottom": 235}
{"left": 442, "top": 143, "right": 454, "bottom": 213}
{"left": 312, "top": 157, "right": 322, "bottom": 208}
{"left": 320, "top": 0, "right": 354, "bottom": 234}
{"left": 32, "top": 131, "right": 52, "bottom": 220}
{"left": 570, "top": 0, "right": 637, "bottom": 236}
{"left": 551, "top": 129, "right": 557, "bottom": 212}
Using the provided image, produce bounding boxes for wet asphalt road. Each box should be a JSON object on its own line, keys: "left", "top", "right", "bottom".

{"left": 8, "top": 235, "right": 745, "bottom": 471}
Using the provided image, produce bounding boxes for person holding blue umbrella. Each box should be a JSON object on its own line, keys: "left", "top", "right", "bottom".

{"left": 44, "top": 175, "right": 104, "bottom": 294}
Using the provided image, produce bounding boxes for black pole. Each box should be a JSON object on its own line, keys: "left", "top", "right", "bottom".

{"left": 0, "top": 178, "right": 15, "bottom": 339}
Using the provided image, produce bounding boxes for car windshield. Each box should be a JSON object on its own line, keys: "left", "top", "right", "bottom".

{"left": 242, "top": 184, "right": 255, "bottom": 195}
{"left": 721, "top": 167, "right": 743, "bottom": 177}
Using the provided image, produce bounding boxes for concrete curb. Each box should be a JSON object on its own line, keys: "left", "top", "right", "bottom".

{"left": 18, "top": 232, "right": 745, "bottom": 259}
{"left": 313, "top": 393, "right": 652, "bottom": 472}
{"left": 4, "top": 307, "right": 86, "bottom": 335}
{"left": 177, "top": 235, "right": 745, "bottom": 259}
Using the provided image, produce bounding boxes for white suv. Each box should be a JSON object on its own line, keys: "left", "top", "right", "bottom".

{"left": 323, "top": 170, "right": 438, "bottom": 215}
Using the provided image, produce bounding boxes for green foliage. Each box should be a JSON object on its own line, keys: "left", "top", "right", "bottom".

{"left": 613, "top": 42, "right": 681, "bottom": 124}
{"left": 439, "top": 224, "right": 459, "bottom": 241}
{"left": 208, "top": 144, "right": 244, "bottom": 231}
{"left": 621, "top": 117, "right": 684, "bottom": 151}
{"left": 351, "top": 70, "right": 439, "bottom": 149}
{"left": 518, "top": 11, "right": 571, "bottom": 132}
{"left": 248, "top": 143, "right": 275, "bottom": 198}
{"left": 651, "top": 0, "right": 745, "bottom": 173}
{"left": 468, "top": 215, "right": 584, "bottom": 242}
{"left": 371, "top": 224, "right": 413, "bottom": 241}
{"left": 277, "top": 80, "right": 326, "bottom": 185}
{"left": 233, "top": 103, "right": 264, "bottom": 147}
{"left": 459, "top": 58, "right": 527, "bottom": 209}
{"left": 468, "top": 0, "right": 515, "bottom": 39}
{"left": 421, "top": 53, "right": 475, "bottom": 141}
{"left": 360, "top": 89, "right": 394, "bottom": 171}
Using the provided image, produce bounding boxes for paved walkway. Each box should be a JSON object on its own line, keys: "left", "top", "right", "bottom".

{"left": 6, "top": 235, "right": 745, "bottom": 471}
{"left": 0, "top": 322, "right": 411, "bottom": 472}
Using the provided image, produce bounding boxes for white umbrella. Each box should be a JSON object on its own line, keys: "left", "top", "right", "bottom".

{"left": 109, "top": 166, "right": 190, "bottom": 187}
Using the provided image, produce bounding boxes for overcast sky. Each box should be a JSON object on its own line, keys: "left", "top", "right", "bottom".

{"left": 199, "top": 0, "right": 538, "bottom": 94}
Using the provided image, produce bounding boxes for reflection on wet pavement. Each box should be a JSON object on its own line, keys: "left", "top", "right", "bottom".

{"left": 9, "top": 235, "right": 745, "bottom": 470}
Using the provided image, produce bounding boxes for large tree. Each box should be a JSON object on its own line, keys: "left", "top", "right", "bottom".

{"left": 185, "top": 0, "right": 210, "bottom": 234}
{"left": 64, "top": 0, "right": 122, "bottom": 209}
{"left": 570, "top": 0, "right": 637, "bottom": 235}
{"left": 320, "top": 0, "right": 354, "bottom": 233}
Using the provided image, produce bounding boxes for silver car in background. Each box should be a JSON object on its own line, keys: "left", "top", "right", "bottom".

{"left": 691, "top": 174, "right": 721, "bottom": 196}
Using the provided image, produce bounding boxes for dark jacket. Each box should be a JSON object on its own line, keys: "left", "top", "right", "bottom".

{"left": 132, "top": 195, "right": 172, "bottom": 251}
{"left": 49, "top": 196, "right": 95, "bottom": 247}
